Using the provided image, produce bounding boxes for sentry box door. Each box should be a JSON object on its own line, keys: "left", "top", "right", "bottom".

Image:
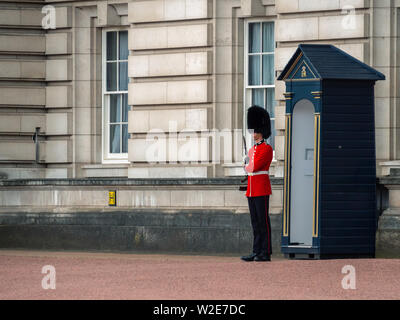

{"left": 278, "top": 49, "right": 322, "bottom": 258}
{"left": 290, "top": 99, "right": 315, "bottom": 246}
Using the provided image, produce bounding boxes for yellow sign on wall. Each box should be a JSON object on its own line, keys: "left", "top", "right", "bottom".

{"left": 109, "top": 190, "right": 116, "bottom": 206}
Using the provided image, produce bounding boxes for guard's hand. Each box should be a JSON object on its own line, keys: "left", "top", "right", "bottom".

{"left": 243, "top": 155, "right": 249, "bottom": 165}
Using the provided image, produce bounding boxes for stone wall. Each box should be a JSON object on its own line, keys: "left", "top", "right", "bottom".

{"left": 127, "top": 0, "right": 236, "bottom": 179}
{"left": 0, "top": 177, "right": 284, "bottom": 254}
{"left": 0, "top": 2, "right": 73, "bottom": 179}
{"left": 0, "top": 2, "right": 47, "bottom": 178}
{"left": 0, "top": 177, "right": 283, "bottom": 213}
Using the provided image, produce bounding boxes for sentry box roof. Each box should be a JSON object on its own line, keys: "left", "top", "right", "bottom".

{"left": 278, "top": 44, "right": 386, "bottom": 81}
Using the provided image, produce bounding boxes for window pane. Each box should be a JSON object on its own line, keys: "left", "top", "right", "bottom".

{"left": 248, "top": 55, "right": 260, "bottom": 85}
{"left": 110, "top": 95, "right": 121, "bottom": 123}
{"left": 106, "top": 62, "right": 117, "bottom": 91}
{"left": 249, "top": 23, "right": 261, "bottom": 53}
{"left": 262, "top": 54, "right": 274, "bottom": 85}
{"left": 252, "top": 89, "right": 264, "bottom": 107}
{"left": 266, "top": 88, "right": 275, "bottom": 118}
{"left": 106, "top": 32, "right": 117, "bottom": 61}
{"left": 110, "top": 124, "right": 121, "bottom": 153}
{"left": 122, "top": 94, "right": 128, "bottom": 122}
{"left": 122, "top": 124, "right": 128, "bottom": 153}
{"left": 262, "top": 22, "right": 274, "bottom": 52}
{"left": 119, "top": 31, "right": 128, "bottom": 60}
{"left": 119, "top": 61, "right": 128, "bottom": 91}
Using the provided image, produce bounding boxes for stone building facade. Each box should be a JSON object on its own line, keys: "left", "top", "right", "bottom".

{"left": 1, "top": 0, "right": 399, "bottom": 180}
{"left": 0, "top": 0, "right": 399, "bottom": 254}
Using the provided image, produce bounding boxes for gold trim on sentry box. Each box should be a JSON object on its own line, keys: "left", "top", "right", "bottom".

{"left": 282, "top": 52, "right": 303, "bottom": 80}
{"left": 283, "top": 115, "right": 288, "bottom": 237}
{"left": 287, "top": 115, "right": 292, "bottom": 237}
{"left": 289, "top": 59, "right": 317, "bottom": 80}
{"left": 283, "top": 92, "right": 294, "bottom": 100}
{"left": 312, "top": 113, "right": 321, "bottom": 237}
{"left": 283, "top": 114, "right": 292, "bottom": 237}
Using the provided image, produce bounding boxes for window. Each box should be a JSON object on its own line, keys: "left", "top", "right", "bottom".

{"left": 244, "top": 21, "right": 276, "bottom": 152}
{"left": 102, "top": 30, "right": 129, "bottom": 162}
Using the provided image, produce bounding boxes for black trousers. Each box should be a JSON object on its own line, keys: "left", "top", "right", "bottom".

{"left": 247, "top": 195, "right": 272, "bottom": 256}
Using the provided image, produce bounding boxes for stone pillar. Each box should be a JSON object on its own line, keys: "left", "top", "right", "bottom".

{"left": 373, "top": 1, "right": 400, "bottom": 175}
{"left": 45, "top": 6, "right": 73, "bottom": 178}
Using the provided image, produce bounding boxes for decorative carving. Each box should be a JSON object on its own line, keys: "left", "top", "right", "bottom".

{"left": 301, "top": 66, "right": 307, "bottom": 78}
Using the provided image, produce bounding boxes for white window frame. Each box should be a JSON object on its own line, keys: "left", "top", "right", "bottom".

{"left": 102, "top": 28, "right": 129, "bottom": 164}
{"left": 243, "top": 19, "right": 276, "bottom": 160}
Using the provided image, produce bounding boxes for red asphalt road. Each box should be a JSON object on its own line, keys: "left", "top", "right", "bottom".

{"left": 0, "top": 250, "right": 399, "bottom": 300}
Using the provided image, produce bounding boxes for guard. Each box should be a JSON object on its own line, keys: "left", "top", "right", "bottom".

{"left": 241, "top": 105, "right": 273, "bottom": 262}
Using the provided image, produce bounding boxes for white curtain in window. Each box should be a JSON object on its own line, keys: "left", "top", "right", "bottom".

{"left": 252, "top": 88, "right": 264, "bottom": 106}
{"left": 262, "top": 22, "right": 274, "bottom": 52}
{"left": 249, "top": 23, "right": 260, "bottom": 53}
{"left": 119, "top": 62, "right": 128, "bottom": 91}
{"left": 266, "top": 88, "right": 275, "bottom": 117}
{"left": 119, "top": 31, "right": 128, "bottom": 60}
{"left": 249, "top": 56, "right": 260, "bottom": 85}
{"left": 262, "top": 55, "right": 274, "bottom": 85}
{"left": 248, "top": 23, "right": 261, "bottom": 85}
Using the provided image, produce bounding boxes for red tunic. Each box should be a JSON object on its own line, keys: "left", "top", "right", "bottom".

{"left": 245, "top": 140, "right": 273, "bottom": 197}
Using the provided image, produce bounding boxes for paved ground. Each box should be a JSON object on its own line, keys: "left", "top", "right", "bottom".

{"left": 0, "top": 250, "right": 399, "bottom": 300}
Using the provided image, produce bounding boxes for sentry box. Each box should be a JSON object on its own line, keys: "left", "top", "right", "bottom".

{"left": 277, "top": 44, "right": 385, "bottom": 259}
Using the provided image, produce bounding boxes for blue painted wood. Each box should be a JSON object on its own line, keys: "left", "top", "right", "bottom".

{"left": 287, "top": 57, "right": 320, "bottom": 80}
{"left": 278, "top": 44, "right": 385, "bottom": 81}
{"left": 285, "top": 80, "right": 321, "bottom": 114}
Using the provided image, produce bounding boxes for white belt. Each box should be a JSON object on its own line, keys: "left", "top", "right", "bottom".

{"left": 248, "top": 171, "right": 269, "bottom": 176}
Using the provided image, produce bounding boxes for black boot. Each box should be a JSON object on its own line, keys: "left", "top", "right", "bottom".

{"left": 240, "top": 252, "right": 258, "bottom": 262}
{"left": 254, "top": 254, "right": 271, "bottom": 262}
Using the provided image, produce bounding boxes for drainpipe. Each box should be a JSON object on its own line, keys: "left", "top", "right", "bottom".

{"left": 32, "top": 127, "right": 44, "bottom": 164}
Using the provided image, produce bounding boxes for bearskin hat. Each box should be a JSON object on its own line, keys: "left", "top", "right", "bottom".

{"left": 247, "top": 105, "right": 271, "bottom": 139}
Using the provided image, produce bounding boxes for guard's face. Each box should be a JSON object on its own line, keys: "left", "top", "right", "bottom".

{"left": 252, "top": 132, "right": 263, "bottom": 141}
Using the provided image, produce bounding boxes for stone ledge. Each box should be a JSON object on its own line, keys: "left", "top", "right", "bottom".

{"left": 0, "top": 177, "right": 284, "bottom": 187}
{"left": 81, "top": 164, "right": 129, "bottom": 178}
{"left": 378, "top": 175, "right": 400, "bottom": 186}
{"left": 380, "top": 161, "right": 400, "bottom": 176}
{"left": 81, "top": 164, "right": 129, "bottom": 169}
